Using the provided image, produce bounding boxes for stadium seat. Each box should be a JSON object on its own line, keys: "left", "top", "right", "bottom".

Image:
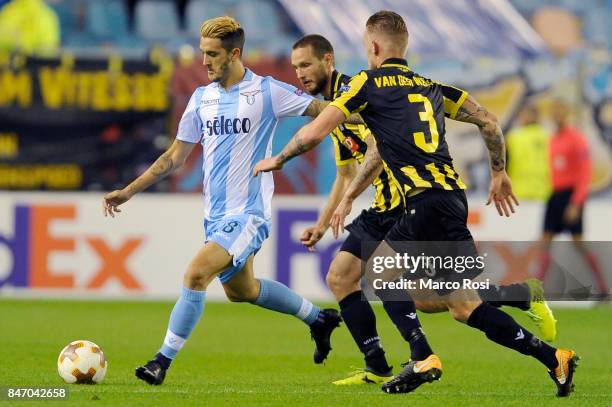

{"left": 86, "top": 0, "right": 129, "bottom": 40}
{"left": 49, "top": 0, "right": 81, "bottom": 43}
{"left": 236, "top": 0, "right": 281, "bottom": 42}
{"left": 235, "top": 0, "right": 289, "bottom": 55}
{"left": 135, "top": 0, "right": 180, "bottom": 42}
{"left": 185, "top": 0, "right": 235, "bottom": 37}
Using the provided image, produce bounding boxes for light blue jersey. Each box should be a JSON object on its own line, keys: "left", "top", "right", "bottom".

{"left": 176, "top": 68, "right": 313, "bottom": 222}
{"left": 176, "top": 68, "right": 313, "bottom": 281}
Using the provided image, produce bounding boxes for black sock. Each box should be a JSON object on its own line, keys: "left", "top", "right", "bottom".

{"left": 479, "top": 283, "right": 531, "bottom": 310}
{"left": 364, "top": 347, "right": 393, "bottom": 375}
{"left": 339, "top": 291, "right": 391, "bottom": 374}
{"left": 467, "top": 303, "right": 558, "bottom": 369}
{"left": 155, "top": 352, "right": 172, "bottom": 370}
{"left": 375, "top": 288, "right": 433, "bottom": 361}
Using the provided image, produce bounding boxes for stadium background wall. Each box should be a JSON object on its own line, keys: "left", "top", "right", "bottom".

{"left": 1, "top": 193, "right": 610, "bottom": 300}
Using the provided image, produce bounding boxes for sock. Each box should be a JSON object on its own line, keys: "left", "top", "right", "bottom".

{"left": 467, "top": 302, "right": 558, "bottom": 369}
{"left": 479, "top": 283, "right": 531, "bottom": 310}
{"left": 537, "top": 252, "right": 551, "bottom": 281}
{"left": 253, "top": 279, "right": 321, "bottom": 325}
{"left": 584, "top": 252, "right": 609, "bottom": 297}
{"left": 339, "top": 291, "right": 391, "bottom": 374}
{"left": 158, "top": 287, "right": 206, "bottom": 366}
{"left": 375, "top": 288, "right": 433, "bottom": 361}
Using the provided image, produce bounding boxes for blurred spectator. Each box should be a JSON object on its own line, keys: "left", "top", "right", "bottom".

{"left": 506, "top": 103, "right": 551, "bottom": 201}
{"left": 0, "top": 0, "right": 60, "bottom": 55}
{"left": 538, "top": 99, "right": 609, "bottom": 297}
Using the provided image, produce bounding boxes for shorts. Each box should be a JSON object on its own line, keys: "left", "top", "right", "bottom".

{"left": 384, "top": 189, "right": 482, "bottom": 295}
{"left": 543, "top": 189, "right": 583, "bottom": 235}
{"left": 340, "top": 206, "right": 404, "bottom": 260}
{"left": 204, "top": 214, "right": 270, "bottom": 284}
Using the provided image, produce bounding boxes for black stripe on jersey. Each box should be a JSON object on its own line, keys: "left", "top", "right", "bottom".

{"left": 436, "top": 164, "right": 462, "bottom": 189}
{"left": 433, "top": 162, "right": 461, "bottom": 190}
{"left": 377, "top": 168, "right": 393, "bottom": 211}
{"left": 329, "top": 70, "right": 346, "bottom": 101}
{"left": 441, "top": 85, "right": 464, "bottom": 104}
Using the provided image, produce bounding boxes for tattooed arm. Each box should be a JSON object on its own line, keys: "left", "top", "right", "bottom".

{"left": 103, "top": 139, "right": 195, "bottom": 217}
{"left": 342, "top": 135, "right": 383, "bottom": 201}
{"left": 452, "top": 95, "right": 519, "bottom": 216}
{"left": 253, "top": 105, "right": 347, "bottom": 175}
{"left": 329, "top": 135, "right": 383, "bottom": 237}
{"left": 453, "top": 95, "right": 505, "bottom": 171}
{"left": 303, "top": 99, "right": 364, "bottom": 124}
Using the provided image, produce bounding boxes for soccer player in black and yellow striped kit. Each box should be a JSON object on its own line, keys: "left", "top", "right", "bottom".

{"left": 288, "top": 34, "right": 560, "bottom": 387}
{"left": 258, "top": 13, "right": 578, "bottom": 397}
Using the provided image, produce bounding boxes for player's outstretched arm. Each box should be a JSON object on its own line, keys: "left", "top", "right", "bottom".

{"left": 453, "top": 95, "right": 519, "bottom": 217}
{"left": 303, "top": 99, "right": 364, "bottom": 124}
{"left": 301, "top": 162, "right": 357, "bottom": 250}
{"left": 103, "top": 139, "right": 195, "bottom": 217}
{"left": 253, "top": 105, "right": 347, "bottom": 175}
{"left": 330, "top": 136, "right": 383, "bottom": 237}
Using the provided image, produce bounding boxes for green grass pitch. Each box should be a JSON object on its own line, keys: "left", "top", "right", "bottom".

{"left": 1, "top": 300, "right": 610, "bottom": 406}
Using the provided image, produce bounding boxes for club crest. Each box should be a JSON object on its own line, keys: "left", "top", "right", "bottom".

{"left": 240, "top": 90, "right": 262, "bottom": 105}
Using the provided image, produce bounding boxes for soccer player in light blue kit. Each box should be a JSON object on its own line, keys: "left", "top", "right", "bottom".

{"left": 102, "top": 16, "right": 341, "bottom": 385}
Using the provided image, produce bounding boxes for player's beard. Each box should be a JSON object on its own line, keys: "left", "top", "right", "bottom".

{"left": 308, "top": 70, "right": 328, "bottom": 96}
{"left": 212, "top": 59, "right": 231, "bottom": 83}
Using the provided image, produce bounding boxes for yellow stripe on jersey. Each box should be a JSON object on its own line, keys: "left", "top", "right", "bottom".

{"left": 380, "top": 63, "right": 410, "bottom": 72}
{"left": 330, "top": 71, "right": 369, "bottom": 118}
{"left": 443, "top": 164, "right": 467, "bottom": 189}
{"left": 426, "top": 163, "right": 453, "bottom": 190}
{"left": 387, "top": 175, "right": 403, "bottom": 209}
{"left": 333, "top": 71, "right": 342, "bottom": 95}
{"left": 384, "top": 161, "right": 407, "bottom": 208}
{"left": 443, "top": 85, "right": 469, "bottom": 119}
{"left": 401, "top": 165, "right": 432, "bottom": 188}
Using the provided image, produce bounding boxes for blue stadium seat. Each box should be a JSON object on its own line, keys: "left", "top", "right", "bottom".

{"left": 185, "top": 0, "right": 235, "bottom": 37}
{"left": 233, "top": 0, "right": 286, "bottom": 54}
{"left": 49, "top": 0, "right": 82, "bottom": 43}
{"left": 236, "top": 0, "right": 281, "bottom": 42}
{"left": 86, "top": 0, "right": 129, "bottom": 40}
{"left": 135, "top": 0, "right": 180, "bottom": 42}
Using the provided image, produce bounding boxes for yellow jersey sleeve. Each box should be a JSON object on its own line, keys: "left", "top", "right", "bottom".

{"left": 329, "top": 71, "right": 369, "bottom": 118}
{"left": 440, "top": 83, "right": 469, "bottom": 119}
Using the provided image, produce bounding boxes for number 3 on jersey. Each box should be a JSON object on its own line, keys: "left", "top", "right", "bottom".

{"left": 408, "top": 94, "right": 439, "bottom": 153}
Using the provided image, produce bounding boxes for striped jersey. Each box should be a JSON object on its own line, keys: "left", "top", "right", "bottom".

{"left": 330, "top": 58, "right": 467, "bottom": 196}
{"left": 328, "top": 70, "right": 402, "bottom": 212}
{"left": 176, "top": 68, "right": 313, "bottom": 221}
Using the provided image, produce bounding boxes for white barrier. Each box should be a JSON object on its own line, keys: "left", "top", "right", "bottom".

{"left": 1, "top": 192, "right": 610, "bottom": 300}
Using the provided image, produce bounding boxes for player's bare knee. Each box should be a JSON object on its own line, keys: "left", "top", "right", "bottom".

{"left": 326, "top": 265, "right": 355, "bottom": 298}
{"left": 184, "top": 263, "right": 215, "bottom": 290}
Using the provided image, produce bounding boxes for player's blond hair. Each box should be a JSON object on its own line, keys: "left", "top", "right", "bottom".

{"left": 366, "top": 10, "right": 409, "bottom": 51}
{"left": 200, "top": 16, "right": 245, "bottom": 53}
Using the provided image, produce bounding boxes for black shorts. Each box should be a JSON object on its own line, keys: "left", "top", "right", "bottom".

{"left": 543, "top": 189, "right": 583, "bottom": 235}
{"left": 339, "top": 206, "right": 404, "bottom": 260}
{"left": 384, "top": 189, "right": 482, "bottom": 294}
